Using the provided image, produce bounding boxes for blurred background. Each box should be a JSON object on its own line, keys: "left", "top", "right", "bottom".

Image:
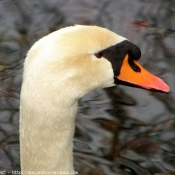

{"left": 0, "top": 0, "right": 175, "bottom": 174}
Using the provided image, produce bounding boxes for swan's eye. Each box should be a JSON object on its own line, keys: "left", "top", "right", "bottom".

{"left": 95, "top": 52, "right": 103, "bottom": 58}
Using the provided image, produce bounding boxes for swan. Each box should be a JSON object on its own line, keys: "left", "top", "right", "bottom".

{"left": 20, "top": 25, "right": 169, "bottom": 174}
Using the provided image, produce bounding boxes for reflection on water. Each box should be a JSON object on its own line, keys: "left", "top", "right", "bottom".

{"left": 0, "top": 0, "right": 175, "bottom": 174}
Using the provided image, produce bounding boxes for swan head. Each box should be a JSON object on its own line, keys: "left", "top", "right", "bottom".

{"left": 20, "top": 25, "right": 170, "bottom": 172}
{"left": 23, "top": 25, "right": 169, "bottom": 102}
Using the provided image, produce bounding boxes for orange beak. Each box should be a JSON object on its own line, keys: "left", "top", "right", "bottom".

{"left": 116, "top": 55, "right": 170, "bottom": 92}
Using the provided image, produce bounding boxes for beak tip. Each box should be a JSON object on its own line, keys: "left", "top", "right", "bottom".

{"left": 163, "top": 84, "right": 170, "bottom": 93}
{"left": 155, "top": 79, "right": 170, "bottom": 93}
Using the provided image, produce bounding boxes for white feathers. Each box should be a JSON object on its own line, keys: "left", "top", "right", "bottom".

{"left": 20, "top": 25, "right": 127, "bottom": 174}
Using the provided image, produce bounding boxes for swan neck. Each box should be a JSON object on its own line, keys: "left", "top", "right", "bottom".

{"left": 20, "top": 97, "right": 78, "bottom": 174}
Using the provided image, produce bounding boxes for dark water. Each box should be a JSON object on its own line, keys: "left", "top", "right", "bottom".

{"left": 0, "top": 0, "right": 175, "bottom": 174}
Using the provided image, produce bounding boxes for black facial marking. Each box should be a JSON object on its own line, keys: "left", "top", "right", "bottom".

{"left": 128, "top": 57, "right": 141, "bottom": 72}
{"left": 95, "top": 40, "right": 141, "bottom": 76}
